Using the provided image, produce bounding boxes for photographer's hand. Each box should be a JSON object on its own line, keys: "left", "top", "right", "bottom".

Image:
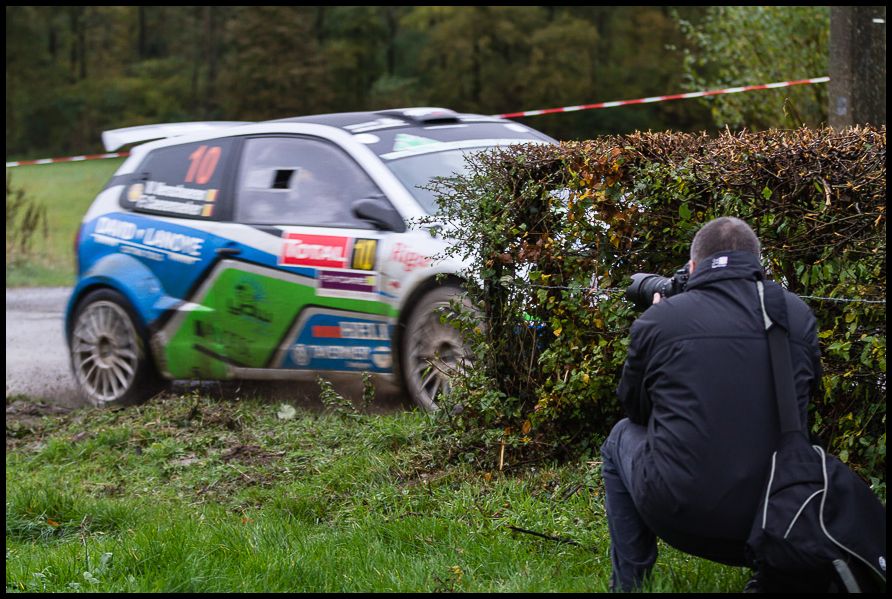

{"left": 652, "top": 293, "right": 662, "bottom": 305}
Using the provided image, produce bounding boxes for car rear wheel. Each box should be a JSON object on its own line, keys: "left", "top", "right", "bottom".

{"left": 403, "top": 285, "right": 473, "bottom": 412}
{"left": 69, "top": 289, "right": 164, "bottom": 407}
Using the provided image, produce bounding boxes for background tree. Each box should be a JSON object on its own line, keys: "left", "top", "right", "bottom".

{"left": 677, "top": 6, "right": 829, "bottom": 129}
{"left": 402, "top": 6, "right": 545, "bottom": 114}
{"left": 217, "top": 6, "right": 334, "bottom": 120}
{"left": 317, "top": 6, "right": 389, "bottom": 112}
{"left": 15, "top": 6, "right": 839, "bottom": 159}
{"left": 537, "top": 7, "right": 712, "bottom": 139}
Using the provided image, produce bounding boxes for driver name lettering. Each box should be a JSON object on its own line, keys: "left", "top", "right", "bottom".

{"left": 145, "top": 180, "right": 210, "bottom": 202}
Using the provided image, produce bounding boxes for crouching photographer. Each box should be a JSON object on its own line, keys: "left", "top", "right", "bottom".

{"left": 599, "top": 217, "right": 823, "bottom": 592}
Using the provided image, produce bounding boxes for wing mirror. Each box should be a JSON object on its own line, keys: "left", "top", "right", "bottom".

{"left": 352, "top": 197, "right": 406, "bottom": 233}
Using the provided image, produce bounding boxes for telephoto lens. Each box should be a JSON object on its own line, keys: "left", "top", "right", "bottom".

{"left": 625, "top": 265, "right": 690, "bottom": 310}
{"left": 626, "top": 273, "right": 674, "bottom": 311}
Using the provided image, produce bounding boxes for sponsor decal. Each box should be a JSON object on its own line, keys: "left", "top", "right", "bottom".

{"left": 227, "top": 280, "right": 274, "bottom": 325}
{"left": 159, "top": 262, "right": 397, "bottom": 377}
{"left": 371, "top": 346, "right": 392, "bottom": 369}
{"left": 172, "top": 268, "right": 312, "bottom": 372}
{"left": 311, "top": 326, "right": 341, "bottom": 339}
{"left": 95, "top": 217, "right": 139, "bottom": 240}
{"left": 135, "top": 197, "right": 205, "bottom": 216}
{"left": 291, "top": 344, "right": 311, "bottom": 366}
{"left": 289, "top": 343, "right": 392, "bottom": 370}
{"left": 392, "top": 133, "right": 440, "bottom": 152}
{"left": 146, "top": 180, "right": 213, "bottom": 202}
{"left": 318, "top": 270, "right": 377, "bottom": 294}
{"left": 281, "top": 233, "right": 350, "bottom": 268}
{"left": 291, "top": 344, "right": 372, "bottom": 365}
{"left": 284, "top": 312, "right": 394, "bottom": 372}
{"left": 92, "top": 216, "right": 205, "bottom": 264}
{"left": 193, "top": 318, "right": 253, "bottom": 364}
{"left": 128, "top": 183, "right": 144, "bottom": 202}
{"left": 311, "top": 321, "right": 390, "bottom": 341}
{"left": 351, "top": 238, "right": 378, "bottom": 271}
{"left": 142, "top": 227, "right": 204, "bottom": 256}
{"left": 120, "top": 245, "right": 164, "bottom": 262}
{"left": 390, "top": 242, "right": 431, "bottom": 272}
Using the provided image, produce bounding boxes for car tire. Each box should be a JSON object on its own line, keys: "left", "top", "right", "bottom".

{"left": 69, "top": 288, "right": 165, "bottom": 407}
{"left": 402, "top": 285, "right": 473, "bottom": 412}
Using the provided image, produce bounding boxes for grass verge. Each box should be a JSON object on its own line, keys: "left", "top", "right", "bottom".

{"left": 6, "top": 392, "right": 750, "bottom": 592}
{"left": 6, "top": 159, "right": 122, "bottom": 288}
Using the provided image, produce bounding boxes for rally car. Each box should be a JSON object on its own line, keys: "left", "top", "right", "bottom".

{"left": 66, "top": 107, "right": 556, "bottom": 411}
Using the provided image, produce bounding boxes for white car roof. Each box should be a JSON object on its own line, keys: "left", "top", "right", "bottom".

{"left": 102, "top": 121, "right": 253, "bottom": 151}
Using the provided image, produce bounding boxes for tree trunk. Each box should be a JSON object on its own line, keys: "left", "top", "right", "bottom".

{"left": 138, "top": 6, "right": 147, "bottom": 59}
{"left": 829, "top": 6, "right": 887, "bottom": 127}
{"left": 385, "top": 7, "right": 398, "bottom": 76}
{"left": 77, "top": 8, "right": 87, "bottom": 80}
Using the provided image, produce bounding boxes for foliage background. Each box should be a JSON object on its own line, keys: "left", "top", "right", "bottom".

{"left": 427, "top": 126, "right": 886, "bottom": 497}
{"left": 677, "top": 6, "right": 829, "bottom": 129}
{"left": 6, "top": 6, "right": 831, "bottom": 158}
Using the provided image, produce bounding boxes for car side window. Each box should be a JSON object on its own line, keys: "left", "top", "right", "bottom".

{"left": 120, "top": 139, "right": 234, "bottom": 220}
{"left": 235, "top": 137, "right": 382, "bottom": 228}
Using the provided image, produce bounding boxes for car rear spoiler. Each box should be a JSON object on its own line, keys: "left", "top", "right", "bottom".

{"left": 101, "top": 121, "right": 253, "bottom": 152}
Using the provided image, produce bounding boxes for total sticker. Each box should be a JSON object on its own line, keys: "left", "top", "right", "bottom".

{"left": 281, "top": 234, "right": 349, "bottom": 268}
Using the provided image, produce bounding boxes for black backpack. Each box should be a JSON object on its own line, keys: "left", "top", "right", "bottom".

{"left": 745, "top": 281, "right": 886, "bottom": 593}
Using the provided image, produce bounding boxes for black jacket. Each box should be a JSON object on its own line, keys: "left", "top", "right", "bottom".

{"left": 617, "top": 250, "right": 822, "bottom": 544}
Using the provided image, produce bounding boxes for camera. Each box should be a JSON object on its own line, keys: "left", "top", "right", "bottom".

{"left": 625, "top": 264, "right": 690, "bottom": 310}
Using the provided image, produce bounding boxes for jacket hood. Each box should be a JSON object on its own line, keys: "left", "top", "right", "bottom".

{"left": 685, "top": 250, "right": 765, "bottom": 291}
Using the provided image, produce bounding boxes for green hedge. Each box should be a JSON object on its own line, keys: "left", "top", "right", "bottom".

{"left": 428, "top": 126, "right": 886, "bottom": 495}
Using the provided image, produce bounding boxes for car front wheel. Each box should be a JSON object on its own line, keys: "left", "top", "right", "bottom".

{"left": 402, "top": 285, "right": 473, "bottom": 412}
{"left": 69, "top": 289, "right": 164, "bottom": 407}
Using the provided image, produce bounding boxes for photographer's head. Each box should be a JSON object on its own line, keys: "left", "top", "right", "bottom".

{"left": 628, "top": 216, "right": 762, "bottom": 308}
{"left": 689, "top": 216, "right": 760, "bottom": 274}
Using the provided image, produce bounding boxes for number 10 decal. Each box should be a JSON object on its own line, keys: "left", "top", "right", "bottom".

{"left": 186, "top": 145, "right": 222, "bottom": 185}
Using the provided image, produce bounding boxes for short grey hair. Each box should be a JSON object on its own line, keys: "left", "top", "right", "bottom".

{"left": 690, "top": 217, "right": 761, "bottom": 263}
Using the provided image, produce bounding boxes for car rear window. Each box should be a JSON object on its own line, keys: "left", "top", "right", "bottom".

{"left": 120, "top": 138, "right": 235, "bottom": 220}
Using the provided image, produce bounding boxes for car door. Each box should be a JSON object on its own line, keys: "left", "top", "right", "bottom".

{"left": 101, "top": 137, "right": 249, "bottom": 381}
{"left": 193, "top": 135, "right": 402, "bottom": 377}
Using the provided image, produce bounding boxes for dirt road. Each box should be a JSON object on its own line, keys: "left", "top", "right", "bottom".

{"left": 5, "top": 287, "right": 87, "bottom": 407}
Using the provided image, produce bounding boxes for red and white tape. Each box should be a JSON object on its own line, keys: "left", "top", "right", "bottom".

{"left": 5, "top": 77, "right": 830, "bottom": 167}
{"left": 6, "top": 152, "right": 130, "bottom": 168}
{"left": 496, "top": 76, "right": 830, "bottom": 119}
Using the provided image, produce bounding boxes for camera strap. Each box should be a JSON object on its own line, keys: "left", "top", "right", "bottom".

{"left": 756, "top": 281, "right": 801, "bottom": 434}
